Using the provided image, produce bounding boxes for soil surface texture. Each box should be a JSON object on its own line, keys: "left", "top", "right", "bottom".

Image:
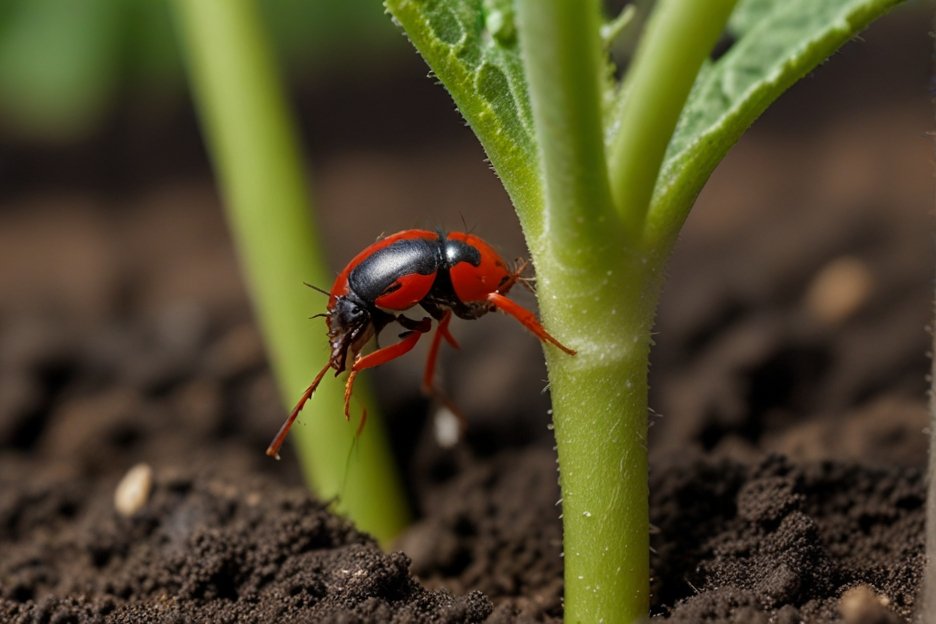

{"left": 0, "top": 7, "right": 931, "bottom": 623}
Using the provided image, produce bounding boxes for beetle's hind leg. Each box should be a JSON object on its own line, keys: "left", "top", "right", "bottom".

{"left": 420, "top": 310, "right": 467, "bottom": 435}
{"left": 421, "top": 309, "right": 458, "bottom": 393}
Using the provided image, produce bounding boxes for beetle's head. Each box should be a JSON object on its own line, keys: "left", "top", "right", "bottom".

{"left": 327, "top": 295, "right": 373, "bottom": 373}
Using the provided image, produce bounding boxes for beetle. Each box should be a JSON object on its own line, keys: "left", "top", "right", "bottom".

{"left": 266, "top": 229, "right": 576, "bottom": 459}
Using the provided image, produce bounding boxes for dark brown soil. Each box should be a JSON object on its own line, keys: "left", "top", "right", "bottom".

{"left": 0, "top": 470, "right": 492, "bottom": 623}
{"left": 0, "top": 6, "right": 931, "bottom": 623}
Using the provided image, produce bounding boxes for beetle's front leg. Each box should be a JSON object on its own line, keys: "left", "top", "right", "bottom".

{"left": 487, "top": 292, "right": 576, "bottom": 355}
{"left": 343, "top": 328, "right": 429, "bottom": 431}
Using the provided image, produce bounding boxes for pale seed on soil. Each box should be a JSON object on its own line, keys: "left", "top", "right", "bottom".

{"left": 114, "top": 463, "right": 154, "bottom": 517}
{"left": 838, "top": 584, "right": 898, "bottom": 624}
{"left": 804, "top": 256, "right": 873, "bottom": 325}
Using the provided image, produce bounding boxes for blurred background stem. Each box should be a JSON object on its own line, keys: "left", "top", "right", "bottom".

{"left": 170, "top": 0, "right": 408, "bottom": 543}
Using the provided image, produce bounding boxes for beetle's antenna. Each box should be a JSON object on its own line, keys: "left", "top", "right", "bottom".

{"left": 303, "top": 281, "right": 330, "bottom": 297}
{"left": 308, "top": 312, "right": 328, "bottom": 320}
{"left": 458, "top": 212, "right": 477, "bottom": 235}
{"left": 266, "top": 361, "right": 332, "bottom": 459}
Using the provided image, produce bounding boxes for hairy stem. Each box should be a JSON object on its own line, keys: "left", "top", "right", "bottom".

{"left": 516, "top": 0, "right": 619, "bottom": 257}
{"left": 516, "top": 1, "right": 736, "bottom": 620}
{"left": 608, "top": 0, "right": 736, "bottom": 235}
{"left": 170, "top": 0, "right": 408, "bottom": 543}
{"left": 536, "top": 245, "right": 666, "bottom": 624}
{"left": 514, "top": 2, "right": 665, "bottom": 620}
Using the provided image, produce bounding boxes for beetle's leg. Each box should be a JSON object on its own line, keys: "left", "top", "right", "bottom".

{"left": 343, "top": 368, "right": 360, "bottom": 423}
{"left": 353, "top": 328, "right": 427, "bottom": 371}
{"left": 510, "top": 257, "right": 538, "bottom": 295}
{"left": 345, "top": 366, "right": 367, "bottom": 438}
{"left": 342, "top": 369, "right": 371, "bottom": 437}
{"left": 440, "top": 321, "right": 459, "bottom": 348}
{"left": 383, "top": 314, "right": 429, "bottom": 349}
{"left": 486, "top": 292, "right": 577, "bottom": 356}
{"left": 517, "top": 276, "right": 537, "bottom": 295}
{"left": 354, "top": 403, "right": 368, "bottom": 437}
{"left": 397, "top": 314, "right": 432, "bottom": 333}
{"left": 266, "top": 361, "right": 332, "bottom": 459}
{"left": 498, "top": 257, "right": 531, "bottom": 295}
{"left": 343, "top": 328, "right": 428, "bottom": 426}
{"left": 419, "top": 310, "right": 467, "bottom": 434}
{"left": 422, "top": 309, "right": 456, "bottom": 393}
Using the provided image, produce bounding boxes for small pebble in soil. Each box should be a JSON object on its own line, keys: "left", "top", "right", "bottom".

{"left": 804, "top": 256, "right": 874, "bottom": 325}
{"left": 434, "top": 405, "right": 460, "bottom": 448}
{"left": 114, "top": 463, "right": 154, "bottom": 517}
{"left": 838, "top": 584, "right": 900, "bottom": 624}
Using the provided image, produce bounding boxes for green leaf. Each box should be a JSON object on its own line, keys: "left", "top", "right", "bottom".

{"left": 384, "top": 0, "right": 543, "bottom": 234}
{"left": 727, "top": 0, "right": 779, "bottom": 33}
{"left": 646, "top": 0, "right": 905, "bottom": 244}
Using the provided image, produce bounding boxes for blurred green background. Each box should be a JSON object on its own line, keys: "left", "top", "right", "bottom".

{"left": 0, "top": 0, "right": 397, "bottom": 142}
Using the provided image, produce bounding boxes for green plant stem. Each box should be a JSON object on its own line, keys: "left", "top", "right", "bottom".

{"left": 608, "top": 0, "right": 737, "bottom": 235}
{"left": 538, "top": 247, "right": 665, "bottom": 624}
{"left": 515, "top": 1, "right": 666, "bottom": 621}
{"left": 515, "top": 0, "right": 618, "bottom": 259}
{"left": 170, "top": 0, "right": 408, "bottom": 543}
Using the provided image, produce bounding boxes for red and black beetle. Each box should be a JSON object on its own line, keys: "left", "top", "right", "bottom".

{"left": 266, "top": 229, "right": 576, "bottom": 459}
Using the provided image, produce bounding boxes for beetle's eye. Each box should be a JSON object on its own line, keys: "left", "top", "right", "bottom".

{"left": 351, "top": 305, "right": 363, "bottom": 317}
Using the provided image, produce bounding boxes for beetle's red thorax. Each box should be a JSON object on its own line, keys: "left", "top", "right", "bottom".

{"left": 446, "top": 232, "right": 512, "bottom": 303}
